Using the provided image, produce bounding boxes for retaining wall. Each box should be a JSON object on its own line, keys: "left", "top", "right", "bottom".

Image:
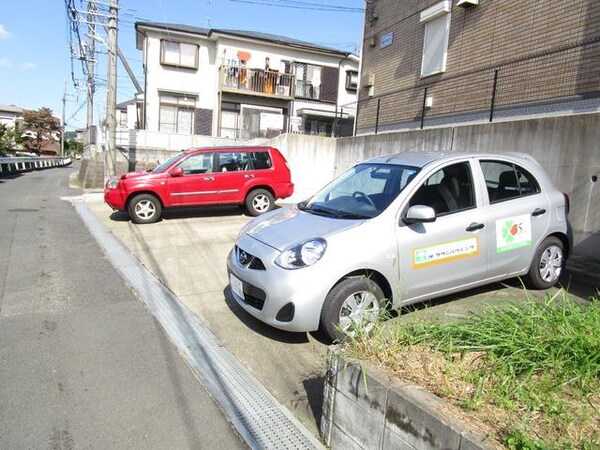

{"left": 321, "top": 352, "right": 494, "bottom": 450}
{"left": 331, "top": 114, "right": 600, "bottom": 258}
{"left": 78, "top": 113, "right": 600, "bottom": 258}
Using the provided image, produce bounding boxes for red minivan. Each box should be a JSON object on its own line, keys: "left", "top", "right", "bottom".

{"left": 104, "top": 146, "right": 294, "bottom": 224}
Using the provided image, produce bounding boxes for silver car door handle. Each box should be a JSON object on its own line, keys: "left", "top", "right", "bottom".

{"left": 203, "top": 176, "right": 214, "bottom": 181}
{"left": 244, "top": 174, "right": 255, "bottom": 179}
{"left": 466, "top": 222, "right": 484, "bottom": 232}
{"left": 532, "top": 208, "right": 546, "bottom": 217}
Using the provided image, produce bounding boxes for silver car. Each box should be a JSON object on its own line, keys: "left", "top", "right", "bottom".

{"left": 227, "top": 152, "right": 571, "bottom": 341}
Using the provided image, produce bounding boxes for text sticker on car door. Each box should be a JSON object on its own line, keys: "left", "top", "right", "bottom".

{"left": 413, "top": 237, "right": 479, "bottom": 269}
{"left": 496, "top": 214, "right": 532, "bottom": 253}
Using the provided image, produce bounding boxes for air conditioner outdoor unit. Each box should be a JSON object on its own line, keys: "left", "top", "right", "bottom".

{"left": 361, "top": 73, "right": 375, "bottom": 88}
{"left": 457, "top": 0, "right": 479, "bottom": 7}
{"left": 276, "top": 85, "right": 290, "bottom": 96}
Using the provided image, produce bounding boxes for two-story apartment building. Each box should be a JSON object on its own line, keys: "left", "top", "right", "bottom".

{"left": 356, "top": 0, "right": 600, "bottom": 134}
{"left": 134, "top": 22, "right": 359, "bottom": 140}
{"left": 0, "top": 104, "right": 24, "bottom": 129}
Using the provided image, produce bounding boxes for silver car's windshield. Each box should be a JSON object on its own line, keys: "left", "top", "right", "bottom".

{"left": 153, "top": 152, "right": 186, "bottom": 173}
{"left": 300, "top": 163, "right": 420, "bottom": 219}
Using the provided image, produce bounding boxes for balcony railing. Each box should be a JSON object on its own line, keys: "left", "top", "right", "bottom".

{"left": 219, "top": 65, "right": 295, "bottom": 99}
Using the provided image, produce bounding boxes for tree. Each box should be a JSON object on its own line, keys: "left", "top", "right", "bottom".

{"left": 22, "top": 107, "right": 61, "bottom": 154}
{"left": 0, "top": 123, "right": 22, "bottom": 156}
{"left": 65, "top": 139, "right": 83, "bottom": 155}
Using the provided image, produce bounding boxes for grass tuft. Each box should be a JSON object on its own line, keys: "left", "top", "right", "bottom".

{"left": 341, "top": 289, "right": 600, "bottom": 448}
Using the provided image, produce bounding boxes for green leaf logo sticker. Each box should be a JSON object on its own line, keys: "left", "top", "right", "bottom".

{"left": 496, "top": 215, "right": 531, "bottom": 253}
{"left": 501, "top": 220, "right": 515, "bottom": 243}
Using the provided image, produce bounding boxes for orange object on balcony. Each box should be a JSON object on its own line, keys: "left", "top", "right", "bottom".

{"left": 237, "top": 51, "right": 251, "bottom": 62}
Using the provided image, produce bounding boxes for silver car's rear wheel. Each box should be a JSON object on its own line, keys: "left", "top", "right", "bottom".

{"left": 320, "top": 276, "right": 385, "bottom": 342}
{"left": 525, "top": 236, "right": 564, "bottom": 289}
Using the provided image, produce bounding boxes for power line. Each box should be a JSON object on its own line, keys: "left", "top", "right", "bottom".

{"left": 229, "top": 0, "right": 364, "bottom": 13}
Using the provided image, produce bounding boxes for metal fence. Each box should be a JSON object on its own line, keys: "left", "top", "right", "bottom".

{"left": 0, "top": 156, "right": 72, "bottom": 175}
{"left": 357, "top": 36, "right": 600, "bottom": 134}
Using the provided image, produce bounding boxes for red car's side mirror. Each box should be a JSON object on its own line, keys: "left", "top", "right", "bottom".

{"left": 170, "top": 167, "right": 184, "bottom": 177}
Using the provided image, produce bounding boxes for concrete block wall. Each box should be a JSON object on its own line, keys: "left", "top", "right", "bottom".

{"left": 321, "top": 352, "right": 493, "bottom": 450}
{"left": 77, "top": 113, "right": 599, "bottom": 259}
{"left": 266, "top": 133, "right": 338, "bottom": 202}
{"left": 331, "top": 114, "right": 600, "bottom": 259}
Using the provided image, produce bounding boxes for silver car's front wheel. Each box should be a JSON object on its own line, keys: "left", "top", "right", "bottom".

{"left": 338, "top": 290, "right": 381, "bottom": 333}
{"left": 320, "top": 276, "right": 385, "bottom": 342}
{"left": 525, "top": 236, "right": 564, "bottom": 289}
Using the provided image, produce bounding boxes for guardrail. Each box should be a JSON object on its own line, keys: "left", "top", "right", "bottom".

{"left": 0, "top": 156, "right": 72, "bottom": 175}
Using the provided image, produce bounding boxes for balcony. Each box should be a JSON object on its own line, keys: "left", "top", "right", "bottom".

{"left": 219, "top": 65, "right": 295, "bottom": 100}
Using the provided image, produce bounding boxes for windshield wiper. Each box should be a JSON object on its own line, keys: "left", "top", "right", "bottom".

{"left": 334, "top": 212, "right": 370, "bottom": 219}
{"left": 306, "top": 206, "right": 338, "bottom": 217}
{"left": 302, "top": 205, "right": 368, "bottom": 220}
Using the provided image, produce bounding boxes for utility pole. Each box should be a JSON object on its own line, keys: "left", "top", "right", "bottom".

{"left": 106, "top": 0, "right": 118, "bottom": 176}
{"left": 61, "top": 80, "right": 67, "bottom": 156}
{"left": 86, "top": 1, "right": 96, "bottom": 130}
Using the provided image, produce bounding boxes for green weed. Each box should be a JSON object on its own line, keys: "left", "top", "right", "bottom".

{"left": 342, "top": 289, "right": 600, "bottom": 448}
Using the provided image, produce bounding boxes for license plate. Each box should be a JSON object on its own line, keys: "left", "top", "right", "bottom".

{"left": 230, "top": 274, "right": 244, "bottom": 300}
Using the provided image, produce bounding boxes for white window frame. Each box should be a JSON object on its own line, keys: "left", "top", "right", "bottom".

{"left": 160, "top": 40, "right": 199, "bottom": 69}
{"left": 345, "top": 70, "right": 358, "bottom": 91}
{"left": 118, "top": 110, "right": 127, "bottom": 128}
{"left": 294, "top": 62, "right": 322, "bottom": 100}
{"left": 158, "top": 94, "right": 197, "bottom": 134}
{"left": 420, "top": 0, "right": 452, "bottom": 78}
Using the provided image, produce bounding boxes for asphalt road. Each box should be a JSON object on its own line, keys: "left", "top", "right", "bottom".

{"left": 0, "top": 165, "right": 246, "bottom": 449}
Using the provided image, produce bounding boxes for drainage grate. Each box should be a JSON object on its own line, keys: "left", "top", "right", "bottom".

{"left": 74, "top": 201, "right": 324, "bottom": 450}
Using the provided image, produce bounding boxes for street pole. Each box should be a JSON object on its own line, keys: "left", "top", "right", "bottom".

{"left": 61, "top": 80, "right": 66, "bottom": 156}
{"left": 87, "top": 1, "right": 96, "bottom": 130}
{"left": 106, "top": 0, "right": 118, "bottom": 176}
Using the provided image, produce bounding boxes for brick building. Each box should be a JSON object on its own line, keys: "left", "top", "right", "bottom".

{"left": 356, "top": 0, "right": 600, "bottom": 135}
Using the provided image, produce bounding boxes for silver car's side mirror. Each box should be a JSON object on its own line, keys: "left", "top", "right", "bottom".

{"left": 403, "top": 205, "right": 436, "bottom": 225}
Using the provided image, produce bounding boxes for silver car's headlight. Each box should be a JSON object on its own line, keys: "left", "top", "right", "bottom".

{"left": 275, "top": 238, "right": 327, "bottom": 270}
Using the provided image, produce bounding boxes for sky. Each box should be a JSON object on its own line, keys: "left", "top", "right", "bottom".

{"left": 0, "top": 0, "right": 366, "bottom": 131}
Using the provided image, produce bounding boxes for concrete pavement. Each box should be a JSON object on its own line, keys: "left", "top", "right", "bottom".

{"left": 78, "top": 192, "right": 599, "bottom": 446}
{"left": 80, "top": 193, "right": 330, "bottom": 441}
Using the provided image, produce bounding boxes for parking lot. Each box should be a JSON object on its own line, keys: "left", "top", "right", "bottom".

{"left": 83, "top": 196, "right": 596, "bottom": 436}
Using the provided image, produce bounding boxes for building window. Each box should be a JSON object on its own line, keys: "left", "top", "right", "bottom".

{"left": 294, "top": 62, "right": 321, "bottom": 100}
{"left": 345, "top": 71, "right": 358, "bottom": 91}
{"left": 420, "top": 1, "right": 452, "bottom": 77}
{"left": 220, "top": 102, "right": 240, "bottom": 139}
{"left": 161, "top": 40, "right": 198, "bottom": 69}
{"left": 159, "top": 94, "right": 196, "bottom": 134}
{"left": 118, "top": 111, "right": 127, "bottom": 128}
{"left": 304, "top": 117, "right": 333, "bottom": 136}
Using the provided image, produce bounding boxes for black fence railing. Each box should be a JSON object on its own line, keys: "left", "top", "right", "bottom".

{"left": 357, "top": 37, "right": 600, "bottom": 134}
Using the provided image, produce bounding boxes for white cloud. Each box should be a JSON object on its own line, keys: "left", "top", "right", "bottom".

{"left": 0, "top": 25, "right": 11, "bottom": 40}
{"left": 21, "top": 62, "right": 37, "bottom": 71}
{"left": 0, "top": 57, "right": 12, "bottom": 68}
